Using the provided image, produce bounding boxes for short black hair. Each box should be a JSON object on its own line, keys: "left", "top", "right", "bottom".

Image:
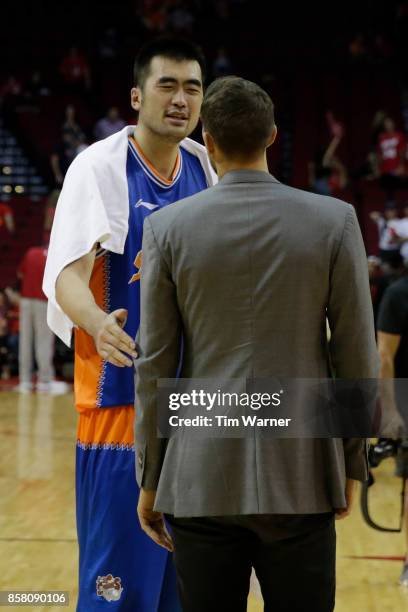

{"left": 201, "top": 76, "right": 275, "bottom": 159}
{"left": 133, "top": 37, "right": 206, "bottom": 89}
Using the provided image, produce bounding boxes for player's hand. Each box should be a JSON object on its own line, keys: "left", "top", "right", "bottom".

{"left": 335, "top": 478, "right": 357, "bottom": 520}
{"left": 92, "top": 308, "right": 138, "bottom": 367}
{"left": 137, "top": 489, "right": 174, "bottom": 552}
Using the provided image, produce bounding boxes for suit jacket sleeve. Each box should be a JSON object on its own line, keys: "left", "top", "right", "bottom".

{"left": 134, "top": 216, "right": 182, "bottom": 490}
{"left": 327, "top": 205, "right": 379, "bottom": 481}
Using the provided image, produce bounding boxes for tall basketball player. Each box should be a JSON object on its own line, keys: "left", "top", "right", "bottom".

{"left": 43, "top": 38, "right": 216, "bottom": 611}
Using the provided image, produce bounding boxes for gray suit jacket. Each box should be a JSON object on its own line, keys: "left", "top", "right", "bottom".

{"left": 135, "top": 170, "right": 378, "bottom": 517}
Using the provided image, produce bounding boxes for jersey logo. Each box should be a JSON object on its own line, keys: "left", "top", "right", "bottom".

{"left": 128, "top": 250, "right": 142, "bottom": 284}
{"left": 96, "top": 574, "right": 123, "bottom": 602}
{"left": 135, "top": 198, "right": 159, "bottom": 211}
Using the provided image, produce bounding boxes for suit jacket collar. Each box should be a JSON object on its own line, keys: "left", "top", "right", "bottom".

{"left": 218, "top": 169, "right": 280, "bottom": 185}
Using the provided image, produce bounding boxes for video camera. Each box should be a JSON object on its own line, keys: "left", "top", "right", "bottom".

{"left": 368, "top": 438, "right": 408, "bottom": 481}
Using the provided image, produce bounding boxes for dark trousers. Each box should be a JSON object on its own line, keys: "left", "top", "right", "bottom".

{"left": 166, "top": 512, "right": 336, "bottom": 612}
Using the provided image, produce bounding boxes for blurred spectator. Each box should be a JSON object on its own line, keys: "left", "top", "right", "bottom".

{"left": 94, "top": 106, "right": 126, "bottom": 141}
{"left": 393, "top": 204, "right": 408, "bottom": 264}
{"left": 212, "top": 47, "right": 232, "bottom": 78}
{"left": 50, "top": 132, "right": 78, "bottom": 187}
{"left": 59, "top": 46, "right": 91, "bottom": 91}
{"left": 15, "top": 245, "right": 57, "bottom": 393}
{"left": 354, "top": 111, "right": 388, "bottom": 181}
{"left": 376, "top": 116, "right": 407, "bottom": 202}
{"left": 0, "top": 201, "right": 15, "bottom": 236}
{"left": 369, "top": 206, "right": 402, "bottom": 268}
{"left": 168, "top": 0, "right": 195, "bottom": 33}
{"left": 25, "top": 70, "right": 50, "bottom": 102}
{"left": 368, "top": 111, "right": 388, "bottom": 177}
{"left": 308, "top": 115, "right": 347, "bottom": 196}
{"left": 62, "top": 104, "right": 84, "bottom": 141}
{"left": 0, "top": 290, "right": 10, "bottom": 380}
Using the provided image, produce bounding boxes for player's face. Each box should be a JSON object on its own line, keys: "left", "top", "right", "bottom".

{"left": 132, "top": 56, "right": 203, "bottom": 143}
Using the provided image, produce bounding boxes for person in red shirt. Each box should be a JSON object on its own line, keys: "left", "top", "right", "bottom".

{"left": 376, "top": 116, "right": 407, "bottom": 202}
{"left": 16, "top": 245, "right": 56, "bottom": 393}
{"left": 308, "top": 114, "right": 348, "bottom": 197}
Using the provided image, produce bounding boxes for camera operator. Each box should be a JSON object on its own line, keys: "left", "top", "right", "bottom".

{"left": 377, "top": 275, "right": 408, "bottom": 586}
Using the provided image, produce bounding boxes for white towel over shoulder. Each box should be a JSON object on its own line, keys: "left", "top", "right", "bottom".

{"left": 43, "top": 125, "right": 217, "bottom": 346}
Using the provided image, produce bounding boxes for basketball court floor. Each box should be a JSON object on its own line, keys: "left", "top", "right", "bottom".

{"left": 0, "top": 390, "right": 407, "bottom": 611}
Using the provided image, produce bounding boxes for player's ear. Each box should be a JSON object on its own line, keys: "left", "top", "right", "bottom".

{"left": 202, "top": 129, "right": 215, "bottom": 155}
{"left": 266, "top": 125, "right": 277, "bottom": 148}
{"left": 131, "top": 87, "right": 142, "bottom": 112}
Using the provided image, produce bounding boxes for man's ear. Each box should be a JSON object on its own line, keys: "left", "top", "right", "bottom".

{"left": 266, "top": 125, "right": 278, "bottom": 148}
{"left": 202, "top": 129, "right": 215, "bottom": 155}
{"left": 131, "top": 87, "right": 142, "bottom": 112}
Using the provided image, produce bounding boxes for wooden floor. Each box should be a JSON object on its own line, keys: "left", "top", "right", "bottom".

{"left": 0, "top": 391, "right": 407, "bottom": 611}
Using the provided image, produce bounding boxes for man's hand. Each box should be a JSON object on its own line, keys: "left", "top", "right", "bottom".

{"left": 56, "top": 251, "right": 138, "bottom": 367}
{"left": 137, "top": 489, "right": 174, "bottom": 552}
{"left": 335, "top": 478, "right": 357, "bottom": 520}
{"left": 90, "top": 308, "right": 138, "bottom": 367}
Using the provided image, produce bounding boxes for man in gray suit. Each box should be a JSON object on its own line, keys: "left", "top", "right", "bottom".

{"left": 134, "top": 76, "right": 378, "bottom": 612}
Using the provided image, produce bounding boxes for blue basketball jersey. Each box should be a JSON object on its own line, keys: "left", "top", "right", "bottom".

{"left": 74, "top": 137, "right": 208, "bottom": 410}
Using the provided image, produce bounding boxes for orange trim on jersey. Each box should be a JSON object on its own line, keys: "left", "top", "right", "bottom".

{"left": 128, "top": 249, "right": 142, "bottom": 284}
{"left": 74, "top": 256, "right": 106, "bottom": 411}
{"left": 77, "top": 405, "right": 134, "bottom": 446}
{"left": 130, "top": 136, "right": 181, "bottom": 184}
